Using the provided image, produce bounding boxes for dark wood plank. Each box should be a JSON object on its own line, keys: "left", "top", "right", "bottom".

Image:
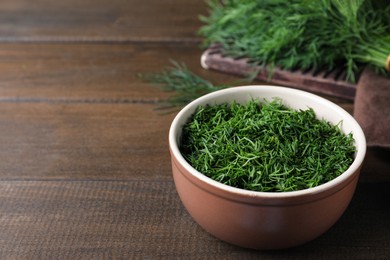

{"left": 0, "top": 103, "right": 174, "bottom": 180}
{"left": 360, "top": 147, "right": 390, "bottom": 182}
{"left": 0, "top": 0, "right": 206, "bottom": 42}
{"left": 0, "top": 43, "right": 352, "bottom": 114}
{"left": 0, "top": 43, "right": 239, "bottom": 101}
{"left": 0, "top": 45, "right": 373, "bottom": 182}
{"left": 0, "top": 0, "right": 386, "bottom": 258}
{"left": 0, "top": 180, "right": 388, "bottom": 259}
{"left": 0, "top": 101, "right": 386, "bottom": 181}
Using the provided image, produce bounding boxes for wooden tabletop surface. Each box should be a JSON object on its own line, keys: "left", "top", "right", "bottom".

{"left": 0, "top": 1, "right": 389, "bottom": 259}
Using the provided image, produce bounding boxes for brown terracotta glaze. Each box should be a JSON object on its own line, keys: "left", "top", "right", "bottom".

{"left": 172, "top": 154, "right": 360, "bottom": 249}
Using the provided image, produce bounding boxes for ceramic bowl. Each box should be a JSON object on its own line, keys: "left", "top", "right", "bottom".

{"left": 169, "top": 85, "right": 366, "bottom": 250}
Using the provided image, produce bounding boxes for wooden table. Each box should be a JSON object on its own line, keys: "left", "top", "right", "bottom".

{"left": 0, "top": 1, "right": 389, "bottom": 259}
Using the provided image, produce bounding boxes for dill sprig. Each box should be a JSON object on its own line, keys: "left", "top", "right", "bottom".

{"left": 199, "top": 0, "right": 390, "bottom": 83}
{"left": 141, "top": 61, "right": 229, "bottom": 109}
{"left": 180, "top": 99, "right": 356, "bottom": 192}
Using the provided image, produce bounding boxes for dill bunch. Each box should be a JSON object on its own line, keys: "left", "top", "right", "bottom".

{"left": 180, "top": 99, "right": 356, "bottom": 192}
{"left": 199, "top": 0, "right": 390, "bottom": 82}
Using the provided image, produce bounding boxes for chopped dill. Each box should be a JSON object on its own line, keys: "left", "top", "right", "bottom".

{"left": 180, "top": 99, "right": 356, "bottom": 192}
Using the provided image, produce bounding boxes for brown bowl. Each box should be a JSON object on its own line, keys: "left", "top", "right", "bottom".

{"left": 169, "top": 86, "right": 366, "bottom": 250}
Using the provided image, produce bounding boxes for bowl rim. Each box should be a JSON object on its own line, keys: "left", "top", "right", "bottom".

{"left": 169, "top": 85, "right": 366, "bottom": 199}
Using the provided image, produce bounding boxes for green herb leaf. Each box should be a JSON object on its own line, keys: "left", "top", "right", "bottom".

{"left": 200, "top": 0, "right": 390, "bottom": 82}
{"left": 140, "top": 61, "right": 230, "bottom": 109}
{"left": 180, "top": 99, "right": 356, "bottom": 192}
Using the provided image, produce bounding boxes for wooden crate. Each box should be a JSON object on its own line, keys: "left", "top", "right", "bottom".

{"left": 201, "top": 45, "right": 358, "bottom": 100}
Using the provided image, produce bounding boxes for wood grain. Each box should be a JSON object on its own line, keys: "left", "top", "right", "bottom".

{"left": 0, "top": 0, "right": 206, "bottom": 43}
{"left": 0, "top": 43, "right": 385, "bottom": 182}
{"left": 0, "top": 0, "right": 388, "bottom": 258}
{"left": 0, "top": 100, "right": 386, "bottom": 182}
{"left": 0, "top": 102, "right": 174, "bottom": 180}
{"left": 0, "top": 180, "right": 388, "bottom": 259}
{"left": 0, "top": 43, "right": 238, "bottom": 102}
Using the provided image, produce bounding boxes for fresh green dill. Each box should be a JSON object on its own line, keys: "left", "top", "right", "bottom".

{"left": 180, "top": 99, "right": 356, "bottom": 192}
{"left": 140, "top": 61, "right": 229, "bottom": 109}
{"left": 199, "top": 0, "right": 390, "bottom": 82}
